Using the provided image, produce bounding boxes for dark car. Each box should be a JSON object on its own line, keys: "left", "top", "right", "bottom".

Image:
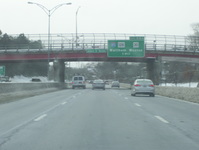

{"left": 92, "top": 79, "right": 105, "bottom": 90}
{"left": 31, "top": 78, "right": 41, "bottom": 82}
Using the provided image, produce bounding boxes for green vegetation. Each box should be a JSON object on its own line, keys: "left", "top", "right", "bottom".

{"left": 0, "top": 31, "right": 42, "bottom": 50}
{"left": 63, "top": 62, "right": 145, "bottom": 83}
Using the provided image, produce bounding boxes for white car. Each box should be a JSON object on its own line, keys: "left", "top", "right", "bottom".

{"left": 111, "top": 81, "right": 120, "bottom": 88}
{"left": 92, "top": 79, "right": 105, "bottom": 90}
{"left": 131, "top": 79, "right": 155, "bottom": 97}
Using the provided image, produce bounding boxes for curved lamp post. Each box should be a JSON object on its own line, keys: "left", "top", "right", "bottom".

{"left": 76, "top": 6, "right": 81, "bottom": 47}
{"left": 28, "top": 2, "right": 72, "bottom": 77}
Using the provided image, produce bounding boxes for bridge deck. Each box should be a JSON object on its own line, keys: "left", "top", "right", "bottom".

{"left": 0, "top": 49, "right": 199, "bottom": 62}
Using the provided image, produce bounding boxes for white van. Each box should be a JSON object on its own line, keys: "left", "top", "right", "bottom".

{"left": 72, "top": 76, "right": 86, "bottom": 89}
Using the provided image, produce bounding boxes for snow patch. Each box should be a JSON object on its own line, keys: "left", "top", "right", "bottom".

{"left": 160, "top": 82, "right": 198, "bottom": 88}
{"left": 10, "top": 75, "right": 49, "bottom": 83}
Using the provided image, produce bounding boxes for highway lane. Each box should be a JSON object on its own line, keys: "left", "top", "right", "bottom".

{"left": 113, "top": 90, "right": 199, "bottom": 143}
{"left": 0, "top": 88, "right": 199, "bottom": 150}
{"left": 0, "top": 90, "right": 82, "bottom": 137}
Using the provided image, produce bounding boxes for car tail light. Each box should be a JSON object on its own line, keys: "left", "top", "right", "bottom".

{"left": 149, "top": 85, "right": 154, "bottom": 87}
{"left": 134, "top": 84, "right": 141, "bottom": 86}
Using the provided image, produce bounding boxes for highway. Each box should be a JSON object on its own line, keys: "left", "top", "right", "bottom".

{"left": 0, "top": 86, "right": 199, "bottom": 150}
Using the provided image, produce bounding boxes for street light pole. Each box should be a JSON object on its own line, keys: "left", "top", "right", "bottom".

{"left": 76, "top": 6, "right": 81, "bottom": 47}
{"left": 28, "top": 2, "right": 72, "bottom": 78}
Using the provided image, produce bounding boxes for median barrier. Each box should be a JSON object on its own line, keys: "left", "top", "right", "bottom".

{"left": 120, "top": 83, "right": 131, "bottom": 89}
{"left": 0, "top": 82, "right": 66, "bottom": 94}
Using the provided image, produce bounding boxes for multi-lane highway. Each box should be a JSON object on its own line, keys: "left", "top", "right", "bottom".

{"left": 0, "top": 86, "right": 199, "bottom": 150}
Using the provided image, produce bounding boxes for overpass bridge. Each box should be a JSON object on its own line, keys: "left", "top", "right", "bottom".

{"left": 0, "top": 33, "right": 199, "bottom": 61}
{"left": 0, "top": 33, "right": 199, "bottom": 84}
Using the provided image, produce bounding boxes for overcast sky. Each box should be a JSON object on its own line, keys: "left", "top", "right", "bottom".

{"left": 1, "top": 0, "right": 199, "bottom": 36}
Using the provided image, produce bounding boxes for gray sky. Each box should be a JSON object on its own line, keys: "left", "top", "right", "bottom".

{"left": 1, "top": 0, "right": 199, "bottom": 36}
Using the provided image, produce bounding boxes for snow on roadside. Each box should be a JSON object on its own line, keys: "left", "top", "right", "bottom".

{"left": 10, "top": 75, "right": 50, "bottom": 83}
{"left": 160, "top": 82, "right": 198, "bottom": 88}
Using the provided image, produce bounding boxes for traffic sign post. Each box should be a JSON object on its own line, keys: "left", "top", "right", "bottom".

{"left": 0, "top": 66, "right": 5, "bottom": 76}
{"left": 107, "top": 36, "right": 145, "bottom": 57}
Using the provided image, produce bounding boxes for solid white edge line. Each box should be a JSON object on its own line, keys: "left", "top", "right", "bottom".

{"left": 155, "top": 115, "right": 169, "bottom": 124}
{"left": 34, "top": 114, "right": 47, "bottom": 122}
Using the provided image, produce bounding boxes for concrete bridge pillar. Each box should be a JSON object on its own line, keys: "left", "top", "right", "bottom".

{"left": 58, "top": 60, "right": 65, "bottom": 83}
{"left": 146, "top": 58, "right": 161, "bottom": 85}
{"left": 53, "top": 59, "right": 65, "bottom": 88}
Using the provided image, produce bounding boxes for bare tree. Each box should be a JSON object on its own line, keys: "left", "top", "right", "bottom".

{"left": 188, "top": 23, "right": 199, "bottom": 51}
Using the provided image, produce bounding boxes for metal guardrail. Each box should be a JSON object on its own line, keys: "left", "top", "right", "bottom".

{"left": 0, "top": 33, "right": 199, "bottom": 53}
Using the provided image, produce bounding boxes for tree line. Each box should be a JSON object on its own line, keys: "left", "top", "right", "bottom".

{"left": 63, "top": 61, "right": 199, "bottom": 85}
{"left": 162, "top": 62, "right": 199, "bottom": 84}
{"left": 0, "top": 31, "right": 42, "bottom": 50}
{"left": 63, "top": 62, "right": 146, "bottom": 84}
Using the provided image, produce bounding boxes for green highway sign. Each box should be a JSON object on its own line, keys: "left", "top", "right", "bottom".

{"left": 86, "top": 49, "right": 106, "bottom": 53}
{"left": 0, "top": 66, "right": 5, "bottom": 76}
{"left": 107, "top": 36, "right": 145, "bottom": 57}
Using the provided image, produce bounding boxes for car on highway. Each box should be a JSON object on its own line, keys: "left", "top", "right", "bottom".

{"left": 92, "top": 79, "right": 105, "bottom": 90}
{"left": 72, "top": 76, "right": 86, "bottom": 89}
{"left": 111, "top": 81, "right": 120, "bottom": 88}
{"left": 131, "top": 79, "right": 155, "bottom": 97}
{"left": 0, "top": 76, "right": 11, "bottom": 82}
{"left": 31, "top": 78, "right": 41, "bottom": 82}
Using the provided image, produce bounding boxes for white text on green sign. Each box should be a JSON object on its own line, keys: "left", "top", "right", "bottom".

{"left": 107, "top": 39, "right": 145, "bottom": 57}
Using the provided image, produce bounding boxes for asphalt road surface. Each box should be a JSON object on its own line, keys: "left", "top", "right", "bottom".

{"left": 0, "top": 87, "right": 199, "bottom": 150}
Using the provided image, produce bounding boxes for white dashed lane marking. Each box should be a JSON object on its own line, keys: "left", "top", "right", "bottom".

{"left": 34, "top": 114, "right": 47, "bottom": 122}
{"left": 135, "top": 103, "right": 141, "bottom": 107}
{"left": 61, "top": 102, "right": 67, "bottom": 105}
{"left": 155, "top": 115, "right": 169, "bottom": 124}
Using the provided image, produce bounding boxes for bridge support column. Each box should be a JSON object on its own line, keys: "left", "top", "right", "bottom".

{"left": 53, "top": 59, "right": 65, "bottom": 88}
{"left": 58, "top": 60, "right": 65, "bottom": 83}
{"left": 146, "top": 58, "right": 161, "bottom": 85}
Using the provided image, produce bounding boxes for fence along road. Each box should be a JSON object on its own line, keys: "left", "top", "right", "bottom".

{"left": 0, "top": 33, "right": 199, "bottom": 52}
